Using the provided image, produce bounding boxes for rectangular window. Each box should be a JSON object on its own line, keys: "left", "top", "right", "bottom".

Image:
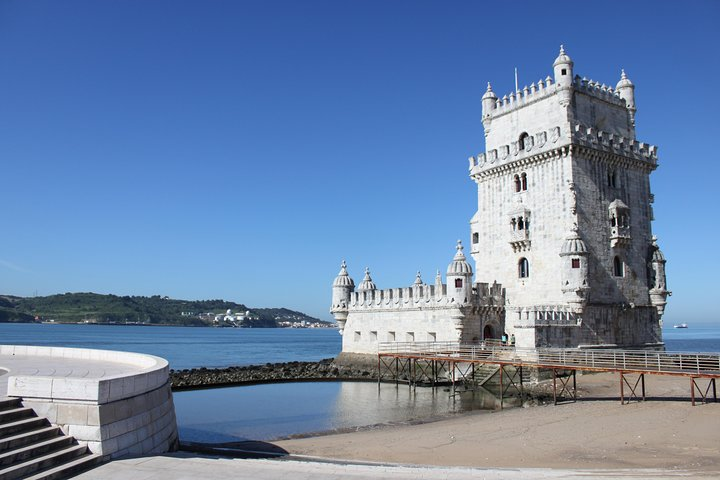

{"left": 406, "top": 332, "right": 415, "bottom": 342}
{"left": 388, "top": 331, "right": 395, "bottom": 342}
{"left": 455, "top": 278, "right": 463, "bottom": 288}
{"left": 571, "top": 258, "right": 580, "bottom": 269}
{"left": 354, "top": 331, "right": 361, "bottom": 342}
{"left": 428, "top": 332, "right": 436, "bottom": 342}
{"left": 370, "top": 331, "right": 377, "bottom": 342}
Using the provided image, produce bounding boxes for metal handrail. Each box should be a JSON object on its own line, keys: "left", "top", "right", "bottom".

{"left": 377, "top": 342, "right": 720, "bottom": 377}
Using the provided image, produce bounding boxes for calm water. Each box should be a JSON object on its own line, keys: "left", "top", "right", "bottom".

{"left": 0, "top": 323, "right": 342, "bottom": 370}
{"left": 174, "top": 381, "right": 502, "bottom": 443}
{"left": 2, "top": 322, "right": 719, "bottom": 443}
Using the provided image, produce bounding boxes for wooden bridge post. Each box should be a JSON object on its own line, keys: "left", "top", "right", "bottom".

{"left": 499, "top": 365, "right": 504, "bottom": 410}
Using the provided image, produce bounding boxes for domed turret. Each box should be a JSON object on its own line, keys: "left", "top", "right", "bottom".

{"left": 332, "top": 260, "right": 355, "bottom": 288}
{"left": 615, "top": 69, "right": 636, "bottom": 126}
{"left": 560, "top": 227, "right": 589, "bottom": 310}
{"left": 446, "top": 240, "right": 473, "bottom": 304}
{"left": 553, "top": 45, "right": 574, "bottom": 88}
{"left": 481, "top": 82, "right": 498, "bottom": 118}
{"left": 649, "top": 236, "right": 670, "bottom": 317}
{"left": 330, "top": 260, "right": 355, "bottom": 334}
{"left": 560, "top": 228, "right": 588, "bottom": 256}
{"left": 358, "top": 267, "right": 377, "bottom": 291}
{"left": 413, "top": 271, "right": 423, "bottom": 286}
{"left": 447, "top": 240, "right": 473, "bottom": 276}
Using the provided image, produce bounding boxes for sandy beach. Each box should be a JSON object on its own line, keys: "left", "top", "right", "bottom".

{"left": 276, "top": 372, "right": 720, "bottom": 472}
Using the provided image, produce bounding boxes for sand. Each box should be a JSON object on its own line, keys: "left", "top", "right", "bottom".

{"left": 276, "top": 372, "right": 720, "bottom": 472}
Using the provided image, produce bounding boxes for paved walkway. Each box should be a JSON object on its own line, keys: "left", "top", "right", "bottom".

{"left": 72, "top": 453, "right": 714, "bottom": 479}
{"left": 0, "top": 352, "right": 144, "bottom": 397}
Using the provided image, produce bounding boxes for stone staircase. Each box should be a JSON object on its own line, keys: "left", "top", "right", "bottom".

{"left": 0, "top": 397, "right": 101, "bottom": 480}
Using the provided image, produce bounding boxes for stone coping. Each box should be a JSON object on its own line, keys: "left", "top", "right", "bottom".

{"left": 0, "top": 345, "right": 169, "bottom": 404}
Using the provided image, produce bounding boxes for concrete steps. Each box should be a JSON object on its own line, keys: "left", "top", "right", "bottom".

{"left": 0, "top": 397, "right": 101, "bottom": 480}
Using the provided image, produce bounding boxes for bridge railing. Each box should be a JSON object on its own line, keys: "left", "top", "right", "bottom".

{"left": 377, "top": 342, "right": 720, "bottom": 376}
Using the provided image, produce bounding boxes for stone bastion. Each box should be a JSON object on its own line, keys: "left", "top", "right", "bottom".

{"left": 0, "top": 345, "right": 178, "bottom": 459}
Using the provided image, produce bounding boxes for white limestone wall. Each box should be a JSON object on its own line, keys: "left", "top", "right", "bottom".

{"left": 573, "top": 154, "right": 654, "bottom": 306}
{"left": 471, "top": 153, "right": 573, "bottom": 311}
{"left": 573, "top": 90, "right": 633, "bottom": 138}
{"left": 341, "top": 307, "right": 503, "bottom": 354}
{"left": 342, "top": 308, "right": 463, "bottom": 354}
{"left": 484, "top": 86, "right": 569, "bottom": 153}
{"left": 2, "top": 345, "right": 178, "bottom": 459}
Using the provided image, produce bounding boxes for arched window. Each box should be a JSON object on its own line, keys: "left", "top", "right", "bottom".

{"left": 517, "top": 217, "right": 524, "bottom": 230}
{"left": 518, "top": 258, "right": 529, "bottom": 278}
{"left": 608, "top": 170, "right": 618, "bottom": 188}
{"left": 514, "top": 174, "right": 521, "bottom": 192}
{"left": 472, "top": 232, "right": 479, "bottom": 244}
{"left": 613, "top": 256, "right": 624, "bottom": 277}
{"left": 519, "top": 132, "right": 529, "bottom": 151}
{"left": 521, "top": 173, "right": 527, "bottom": 191}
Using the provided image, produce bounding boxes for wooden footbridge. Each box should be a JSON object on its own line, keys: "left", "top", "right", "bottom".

{"left": 377, "top": 342, "right": 720, "bottom": 407}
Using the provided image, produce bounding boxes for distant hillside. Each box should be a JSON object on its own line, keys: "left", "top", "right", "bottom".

{"left": 0, "top": 293, "right": 328, "bottom": 328}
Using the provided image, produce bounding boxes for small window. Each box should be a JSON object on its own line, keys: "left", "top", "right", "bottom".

{"left": 518, "top": 258, "right": 529, "bottom": 278}
{"left": 428, "top": 332, "right": 437, "bottom": 342}
{"left": 517, "top": 217, "right": 524, "bottom": 230}
{"left": 608, "top": 170, "right": 617, "bottom": 188}
{"left": 571, "top": 258, "right": 580, "bottom": 269}
{"left": 472, "top": 232, "right": 479, "bottom": 244}
{"left": 388, "top": 331, "right": 396, "bottom": 342}
{"left": 354, "top": 331, "right": 361, "bottom": 342}
{"left": 561, "top": 68, "right": 567, "bottom": 75}
{"left": 514, "top": 174, "right": 521, "bottom": 192}
{"left": 406, "top": 332, "right": 415, "bottom": 342}
{"left": 521, "top": 173, "right": 527, "bottom": 191}
{"left": 613, "top": 256, "right": 624, "bottom": 277}
{"left": 455, "top": 278, "right": 463, "bottom": 288}
{"left": 370, "top": 331, "right": 377, "bottom": 341}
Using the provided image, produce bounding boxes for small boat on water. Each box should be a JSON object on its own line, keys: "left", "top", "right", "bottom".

{"left": 673, "top": 323, "right": 688, "bottom": 329}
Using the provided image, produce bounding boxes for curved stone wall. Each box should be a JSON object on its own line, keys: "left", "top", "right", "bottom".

{"left": 1, "top": 345, "right": 178, "bottom": 459}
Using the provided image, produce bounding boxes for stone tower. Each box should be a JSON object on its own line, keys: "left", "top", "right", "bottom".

{"left": 468, "top": 46, "right": 669, "bottom": 350}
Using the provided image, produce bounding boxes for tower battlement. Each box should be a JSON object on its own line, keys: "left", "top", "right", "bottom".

{"left": 349, "top": 281, "right": 504, "bottom": 311}
{"left": 468, "top": 123, "right": 658, "bottom": 176}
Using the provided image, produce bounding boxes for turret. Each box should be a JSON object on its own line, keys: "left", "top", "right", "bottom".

{"left": 648, "top": 236, "right": 670, "bottom": 317}
{"left": 330, "top": 260, "right": 355, "bottom": 334}
{"left": 357, "top": 267, "right": 376, "bottom": 291}
{"left": 553, "top": 45, "right": 574, "bottom": 88}
{"left": 446, "top": 240, "right": 473, "bottom": 304}
{"left": 616, "top": 69, "right": 636, "bottom": 127}
{"left": 481, "top": 82, "right": 497, "bottom": 133}
{"left": 412, "top": 271, "right": 423, "bottom": 297}
{"left": 559, "top": 227, "right": 590, "bottom": 311}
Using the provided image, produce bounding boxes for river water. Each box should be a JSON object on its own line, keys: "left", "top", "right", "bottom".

{"left": 1, "top": 322, "right": 718, "bottom": 443}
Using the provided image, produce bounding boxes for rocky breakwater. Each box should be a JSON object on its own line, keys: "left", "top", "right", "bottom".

{"left": 170, "top": 358, "right": 376, "bottom": 390}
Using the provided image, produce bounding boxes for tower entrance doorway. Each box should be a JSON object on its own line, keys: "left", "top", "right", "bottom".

{"left": 483, "top": 325, "right": 495, "bottom": 340}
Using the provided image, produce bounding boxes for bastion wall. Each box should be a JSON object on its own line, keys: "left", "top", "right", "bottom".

{"left": 1, "top": 345, "right": 178, "bottom": 459}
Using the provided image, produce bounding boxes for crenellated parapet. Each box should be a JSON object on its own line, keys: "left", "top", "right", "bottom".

{"left": 469, "top": 125, "right": 566, "bottom": 174}
{"left": 573, "top": 76, "right": 626, "bottom": 107}
{"left": 571, "top": 124, "right": 658, "bottom": 165}
{"left": 348, "top": 281, "right": 504, "bottom": 312}
{"left": 485, "top": 76, "right": 556, "bottom": 119}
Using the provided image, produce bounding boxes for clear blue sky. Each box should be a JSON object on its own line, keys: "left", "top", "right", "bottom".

{"left": 1, "top": 1, "right": 718, "bottom": 324}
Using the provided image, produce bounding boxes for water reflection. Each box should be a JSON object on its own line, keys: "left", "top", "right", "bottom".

{"left": 175, "top": 381, "right": 507, "bottom": 444}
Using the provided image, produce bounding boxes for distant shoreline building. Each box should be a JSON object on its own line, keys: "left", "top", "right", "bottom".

{"left": 332, "top": 47, "right": 669, "bottom": 358}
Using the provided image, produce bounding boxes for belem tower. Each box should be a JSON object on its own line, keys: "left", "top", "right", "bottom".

{"left": 331, "top": 47, "right": 670, "bottom": 360}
